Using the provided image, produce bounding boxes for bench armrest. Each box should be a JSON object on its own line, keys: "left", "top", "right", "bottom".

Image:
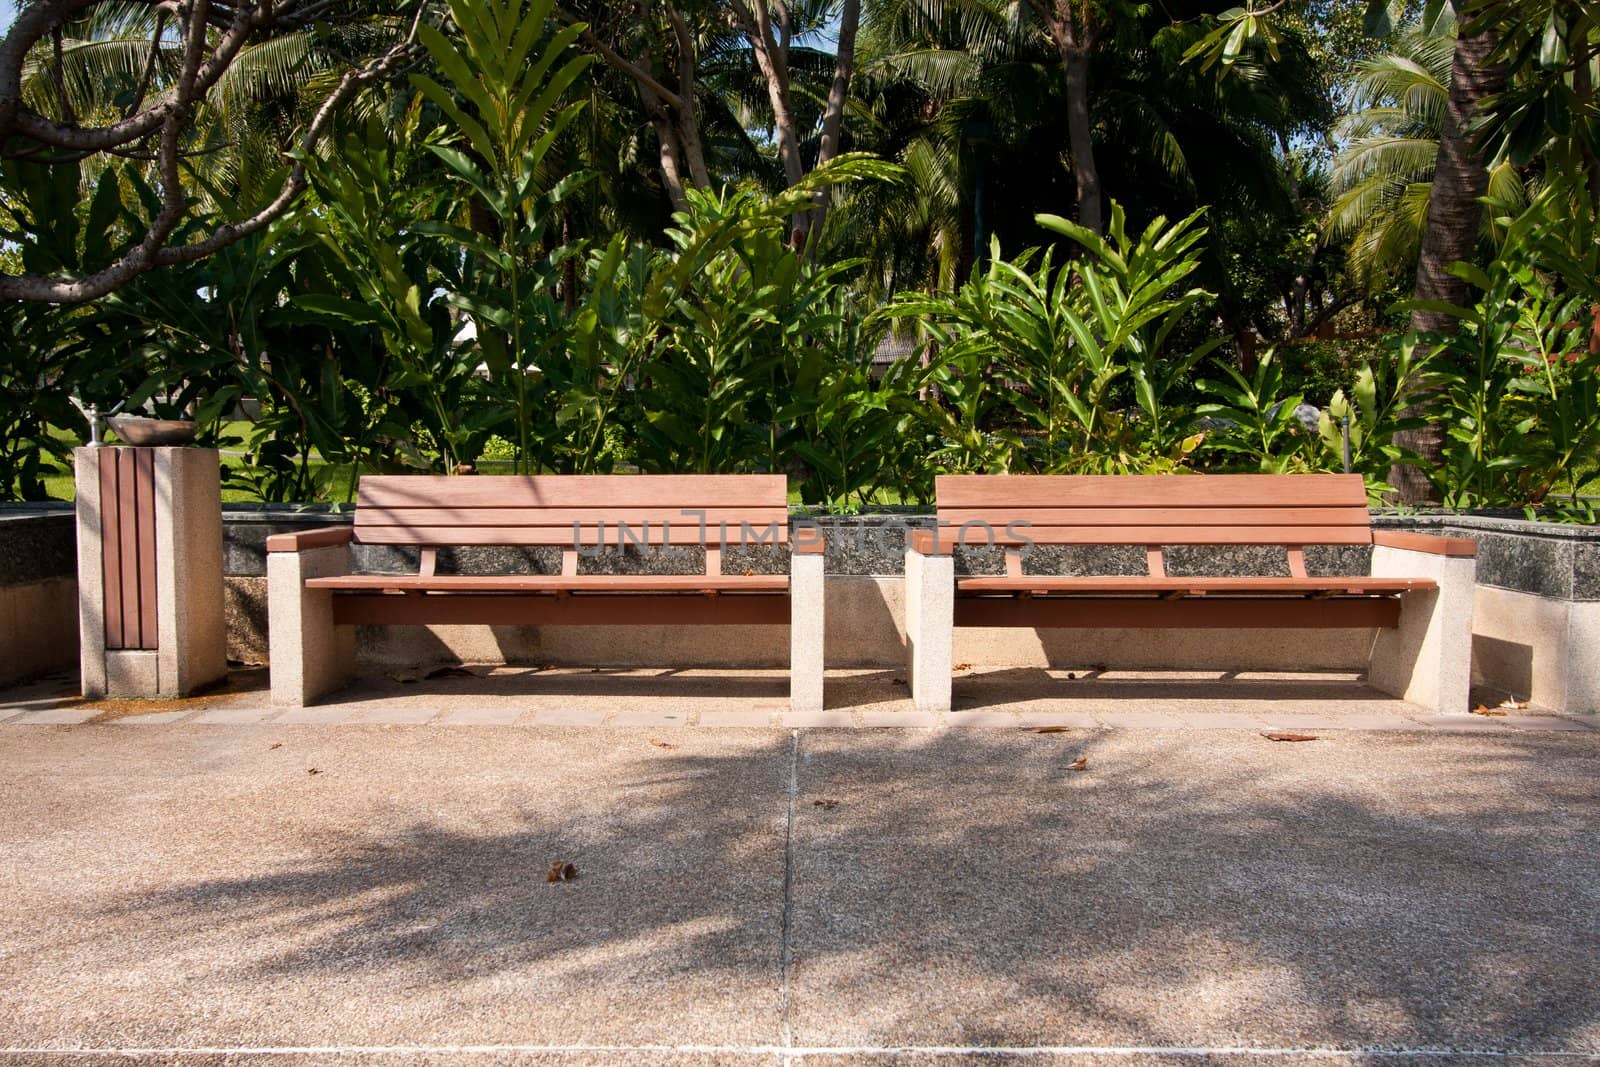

{"left": 792, "top": 525, "right": 827, "bottom": 555}
{"left": 1371, "top": 531, "right": 1476, "bottom": 558}
{"left": 266, "top": 526, "right": 355, "bottom": 553}
{"left": 907, "top": 529, "right": 954, "bottom": 556}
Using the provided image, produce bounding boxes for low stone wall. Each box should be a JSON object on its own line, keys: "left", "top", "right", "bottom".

{"left": 5, "top": 503, "right": 1596, "bottom": 706}
{"left": 1385, "top": 515, "right": 1600, "bottom": 714}
{"left": 0, "top": 507, "right": 78, "bottom": 686}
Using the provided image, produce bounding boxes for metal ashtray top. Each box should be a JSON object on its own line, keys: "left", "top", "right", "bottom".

{"left": 107, "top": 416, "right": 198, "bottom": 447}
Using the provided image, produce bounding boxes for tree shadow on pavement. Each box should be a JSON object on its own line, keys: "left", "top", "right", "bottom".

{"left": 5, "top": 724, "right": 1595, "bottom": 1053}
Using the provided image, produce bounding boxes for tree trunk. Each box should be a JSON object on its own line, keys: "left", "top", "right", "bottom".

{"left": 647, "top": 104, "right": 690, "bottom": 212}
{"left": 808, "top": 0, "right": 862, "bottom": 234}
{"left": 668, "top": 7, "right": 712, "bottom": 189}
{"left": 1039, "top": 0, "right": 1102, "bottom": 233}
{"left": 739, "top": 0, "right": 804, "bottom": 190}
{"left": 1393, "top": 28, "right": 1506, "bottom": 503}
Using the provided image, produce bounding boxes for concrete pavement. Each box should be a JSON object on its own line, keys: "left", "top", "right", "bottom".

{"left": 0, "top": 715, "right": 1597, "bottom": 1063}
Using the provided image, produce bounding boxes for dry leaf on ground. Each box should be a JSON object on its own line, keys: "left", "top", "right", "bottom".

{"left": 649, "top": 738, "right": 676, "bottom": 749}
{"left": 547, "top": 862, "right": 578, "bottom": 882}
{"left": 1070, "top": 757, "right": 1088, "bottom": 772}
{"left": 813, "top": 798, "right": 838, "bottom": 811}
{"left": 306, "top": 767, "right": 321, "bottom": 775}
{"left": 1472, "top": 706, "right": 1508, "bottom": 717}
{"left": 953, "top": 663, "right": 972, "bottom": 672}
{"left": 1262, "top": 733, "right": 1320, "bottom": 742}
{"left": 1032, "top": 726, "right": 1072, "bottom": 734}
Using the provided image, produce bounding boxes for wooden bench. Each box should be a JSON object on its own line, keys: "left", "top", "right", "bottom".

{"left": 904, "top": 474, "right": 1477, "bottom": 713}
{"left": 266, "top": 474, "right": 825, "bottom": 709}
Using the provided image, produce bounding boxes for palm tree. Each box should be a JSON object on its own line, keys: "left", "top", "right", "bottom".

{"left": 1327, "top": 15, "right": 1526, "bottom": 295}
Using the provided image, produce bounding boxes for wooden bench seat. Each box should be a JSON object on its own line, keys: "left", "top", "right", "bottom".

{"left": 904, "top": 474, "right": 1478, "bottom": 713}
{"left": 266, "top": 475, "right": 825, "bottom": 709}
{"left": 954, "top": 576, "right": 1436, "bottom": 595}
{"left": 304, "top": 574, "right": 793, "bottom": 593}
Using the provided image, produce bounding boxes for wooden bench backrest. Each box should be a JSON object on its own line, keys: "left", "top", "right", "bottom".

{"left": 935, "top": 474, "right": 1373, "bottom": 546}
{"left": 353, "top": 475, "right": 790, "bottom": 547}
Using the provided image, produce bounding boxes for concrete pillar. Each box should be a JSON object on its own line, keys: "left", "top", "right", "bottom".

{"left": 905, "top": 547, "right": 954, "bottom": 713}
{"left": 789, "top": 551, "right": 825, "bottom": 712}
{"left": 73, "top": 450, "right": 107, "bottom": 699}
{"left": 74, "top": 447, "right": 226, "bottom": 699}
{"left": 1368, "top": 545, "right": 1477, "bottom": 713}
{"left": 267, "top": 544, "right": 356, "bottom": 706}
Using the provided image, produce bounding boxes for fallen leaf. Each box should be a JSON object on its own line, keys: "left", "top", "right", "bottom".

{"left": 1262, "top": 733, "right": 1320, "bottom": 742}
{"left": 1032, "top": 726, "right": 1072, "bottom": 734}
{"left": 1070, "top": 757, "right": 1088, "bottom": 772}
{"left": 952, "top": 663, "right": 972, "bottom": 672}
{"left": 1471, "top": 705, "right": 1508, "bottom": 717}
{"left": 306, "top": 767, "right": 321, "bottom": 775}
{"left": 649, "top": 738, "right": 677, "bottom": 749}
{"left": 813, "top": 798, "right": 838, "bottom": 811}
{"left": 547, "top": 861, "right": 578, "bottom": 882}
{"left": 425, "top": 665, "right": 477, "bottom": 680}
{"left": 891, "top": 677, "right": 907, "bottom": 686}
{"left": 743, "top": 568, "right": 755, "bottom": 577}
{"left": 268, "top": 742, "right": 282, "bottom": 751}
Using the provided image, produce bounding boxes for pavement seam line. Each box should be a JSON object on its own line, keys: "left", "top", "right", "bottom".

{"left": 780, "top": 725, "right": 799, "bottom": 1063}
{"left": 1, "top": 1046, "right": 1596, "bottom": 1059}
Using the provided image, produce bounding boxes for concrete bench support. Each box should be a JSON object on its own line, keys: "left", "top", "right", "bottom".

{"left": 1367, "top": 541, "right": 1477, "bottom": 714}
{"left": 789, "top": 551, "right": 826, "bottom": 712}
{"left": 905, "top": 544, "right": 954, "bottom": 713}
{"left": 268, "top": 537, "right": 356, "bottom": 707}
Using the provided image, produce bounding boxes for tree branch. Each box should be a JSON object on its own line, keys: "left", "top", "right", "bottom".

{"left": 0, "top": 5, "right": 423, "bottom": 303}
{"left": 564, "top": 16, "right": 686, "bottom": 112}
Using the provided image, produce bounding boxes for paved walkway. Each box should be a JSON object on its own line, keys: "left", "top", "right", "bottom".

{"left": 1, "top": 667, "right": 1595, "bottom": 733}
{"left": 0, "top": 680, "right": 1597, "bottom": 1063}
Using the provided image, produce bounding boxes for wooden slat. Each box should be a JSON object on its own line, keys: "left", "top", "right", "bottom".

{"left": 955, "top": 576, "right": 1436, "bottom": 594}
{"left": 953, "top": 596, "right": 1402, "bottom": 630}
{"left": 134, "top": 449, "right": 157, "bottom": 649}
{"left": 99, "top": 449, "right": 123, "bottom": 650}
{"left": 928, "top": 525, "right": 1375, "bottom": 547}
{"left": 356, "top": 506, "right": 789, "bottom": 528}
{"left": 307, "top": 574, "right": 791, "bottom": 592}
{"left": 116, "top": 449, "right": 141, "bottom": 649}
{"left": 331, "top": 591, "right": 792, "bottom": 627}
{"left": 936, "top": 474, "right": 1368, "bottom": 509}
{"left": 353, "top": 524, "right": 791, "bottom": 547}
{"left": 936, "top": 507, "right": 1373, "bottom": 528}
{"left": 356, "top": 474, "right": 788, "bottom": 510}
